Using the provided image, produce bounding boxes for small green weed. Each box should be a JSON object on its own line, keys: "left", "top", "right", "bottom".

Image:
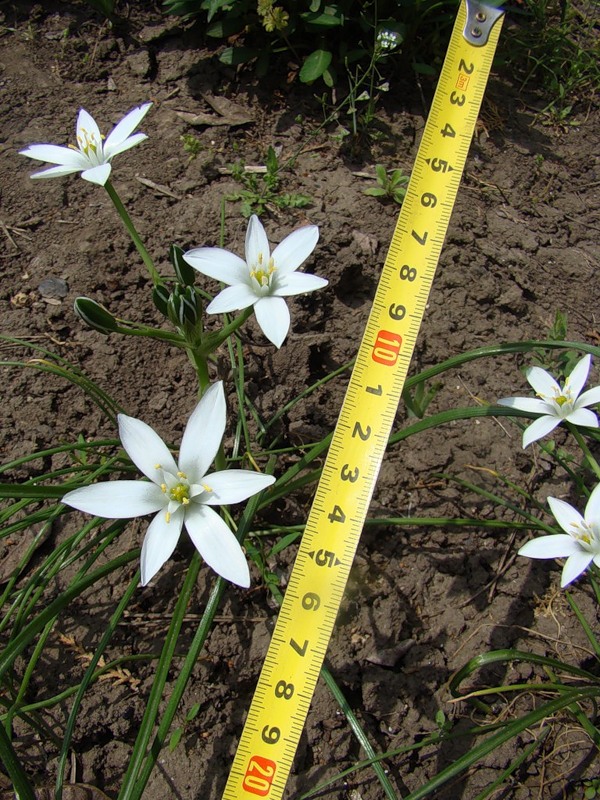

{"left": 363, "top": 164, "right": 409, "bottom": 205}
{"left": 180, "top": 133, "right": 203, "bottom": 161}
{"left": 226, "top": 146, "right": 311, "bottom": 217}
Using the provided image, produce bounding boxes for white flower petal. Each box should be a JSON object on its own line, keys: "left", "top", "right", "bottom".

{"left": 76, "top": 108, "right": 102, "bottom": 146}
{"left": 496, "top": 397, "right": 551, "bottom": 414}
{"left": 245, "top": 215, "right": 270, "bottom": 268}
{"left": 29, "top": 164, "right": 84, "bottom": 180}
{"left": 118, "top": 413, "right": 178, "bottom": 482}
{"left": 140, "top": 507, "right": 183, "bottom": 585}
{"left": 522, "top": 415, "right": 561, "bottom": 448}
{"left": 565, "top": 354, "right": 591, "bottom": 397}
{"left": 184, "top": 247, "right": 249, "bottom": 285}
{"left": 179, "top": 382, "right": 225, "bottom": 482}
{"left": 206, "top": 284, "right": 257, "bottom": 314}
{"left": 254, "top": 295, "right": 290, "bottom": 348}
{"left": 273, "top": 271, "right": 328, "bottom": 297}
{"left": 577, "top": 386, "right": 600, "bottom": 408}
{"left": 81, "top": 163, "right": 112, "bottom": 186}
{"left": 561, "top": 551, "right": 594, "bottom": 587}
{"left": 525, "top": 366, "right": 561, "bottom": 398}
{"left": 201, "top": 470, "right": 275, "bottom": 505}
{"left": 19, "top": 144, "right": 87, "bottom": 167}
{"left": 584, "top": 483, "right": 600, "bottom": 522}
{"left": 565, "top": 407, "right": 599, "bottom": 428}
{"left": 63, "top": 480, "right": 165, "bottom": 518}
{"left": 547, "top": 496, "right": 585, "bottom": 535}
{"left": 518, "top": 533, "right": 579, "bottom": 559}
{"left": 272, "top": 225, "right": 319, "bottom": 275}
{"left": 103, "top": 103, "right": 152, "bottom": 151}
{"left": 185, "top": 505, "right": 250, "bottom": 587}
{"left": 104, "top": 133, "right": 147, "bottom": 160}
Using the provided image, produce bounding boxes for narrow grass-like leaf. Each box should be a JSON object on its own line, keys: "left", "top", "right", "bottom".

{"left": 0, "top": 722, "right": 36, "bottom": 800}
{"left": 56, "top": 570, "right": 141, "bottom": 797}
{"left": 321, "top": 665, "right": 398, "bottom": 799}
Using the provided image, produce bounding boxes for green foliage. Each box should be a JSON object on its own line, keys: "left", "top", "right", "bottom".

{"left": 162, "top": 0, "right": 599, "bottom": 118}
{"left": 226, "top": 145, "right": 311, "bottom": 217}
{"left": 161, "top": 0, "right": 450, "bottom": 86}
{"left": 363, "top": 164, "right": 409, "bottom": 205}
{"left": 503, "top": 0, "right": 600, "bottom": 115}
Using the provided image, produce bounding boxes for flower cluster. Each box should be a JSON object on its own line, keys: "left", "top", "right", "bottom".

{"left": 22, "top": 104, "right": 329, "bottom": 587}
{"left": 500, "top": 354, "right": 600, "bottom": 587}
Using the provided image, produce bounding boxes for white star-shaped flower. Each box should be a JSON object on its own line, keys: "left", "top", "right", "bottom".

{"left": 183, "top": 214, "right": 328, "bottom": 348}
{"left": 62, "top": 382, "right": 274, "bottom": 587}
{"left": 498, "top": 354, "right": 600, "bottom": 448}
{"left": 519, "top": 484, "right": 600, "bottom": 587}
{"left": 19, "top": 103, "right": 152, "bottom": 186}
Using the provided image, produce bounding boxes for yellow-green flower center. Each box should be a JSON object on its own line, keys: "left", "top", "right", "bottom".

{"left": 250, "top": 253, "right": 276, "bottom": 287}
{"left": 170, "top": 483, "right": 190, "bottom": 504}
{"left": 555, "top": 394, "right": 568, "bottom": 407}
{"left": 75, "top": 128, "right": 101, "bottom": 157}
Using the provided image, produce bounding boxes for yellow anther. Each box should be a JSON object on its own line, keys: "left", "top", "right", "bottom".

{"left": 177, "top": 471, "right": 187, "bottom": 479}
{"left": 165, "top": 511, "right": 171, "bottom": 523}
{"left": 160, "top": 483, "right": 167, "bottom": 494}
{"left": 201, "top": 483, "right": 213, "bottom": 493}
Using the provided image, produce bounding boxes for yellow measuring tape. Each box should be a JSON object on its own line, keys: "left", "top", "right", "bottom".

{"left": 223, "top": 2, "right": 504, "bottom": 797}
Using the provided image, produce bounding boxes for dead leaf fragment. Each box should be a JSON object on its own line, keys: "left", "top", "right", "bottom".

{"left": 176, "top": 94, "right": 253, "bottom": 128}
{"left": 136, "top": 177, "right": 182, "bottom": 200}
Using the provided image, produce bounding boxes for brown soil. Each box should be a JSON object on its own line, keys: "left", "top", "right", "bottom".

{"left": 1, "top": 2, "right": 600, "bottom": 799}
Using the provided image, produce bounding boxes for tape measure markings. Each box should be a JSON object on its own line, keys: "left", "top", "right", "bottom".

{"left": 223, "top": 3, "right": 504, "bottom": 797}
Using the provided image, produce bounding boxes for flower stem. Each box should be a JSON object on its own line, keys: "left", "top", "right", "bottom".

{"left": 124, "top": 485, "right": 272, "bottom": 800}
{"left": 568, "top": 423, "right": 600, "bottom": 482}
{"left": 104, "top": 180, "right": 162, "bottom": 286}
{"left": 200, "top": 307, "right": 254, "bottom": 353}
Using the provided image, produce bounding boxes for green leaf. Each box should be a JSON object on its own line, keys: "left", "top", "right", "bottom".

{"left": 363, "top": 187, "right": 387, "bottom": 197}
{"left": 412, "top": 62, "right": 437, "bottom": 76}
{"left": 203, "top": 0, "right": 234, "bottom": 22}
{"left": 206, "top": 18, "right": 245, "bottom": 37}
{"left": 299, "top": 49, "right": 333, "bottom": 83}
{"left": 169, "top": 728, "right": 183, "bottom": 752}
{"left": 219, "top": 46, "right": 260, "bottom": 66}
{"left": 322, "top": 66, "right": 335, "bottom": 88}
{"left": 301, "top": 8, "right": 344, "bottom": 29}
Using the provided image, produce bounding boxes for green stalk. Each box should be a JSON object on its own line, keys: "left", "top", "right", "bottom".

{"left": 568, "top": 423, "right": 600, "bottom": 481}
{"left": 0, "top": 550, "right": 137, "bottom": 681}
{"left": 321, "top": 665, "right": 399, "bottom": 800}
{"left": 56, "top": 570, "right": 141, "bottom": 798}
{"left": 122, "top": 481, "right": 272, "bottom": 800}
{"left": 0, "top": 722, "right": 36, "bottom": 800}
{"left": 104, "top": 180, "right": 162, "bottom": 286}
{"left": 117, "top": 552, "right": 202, "bottom": 800}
